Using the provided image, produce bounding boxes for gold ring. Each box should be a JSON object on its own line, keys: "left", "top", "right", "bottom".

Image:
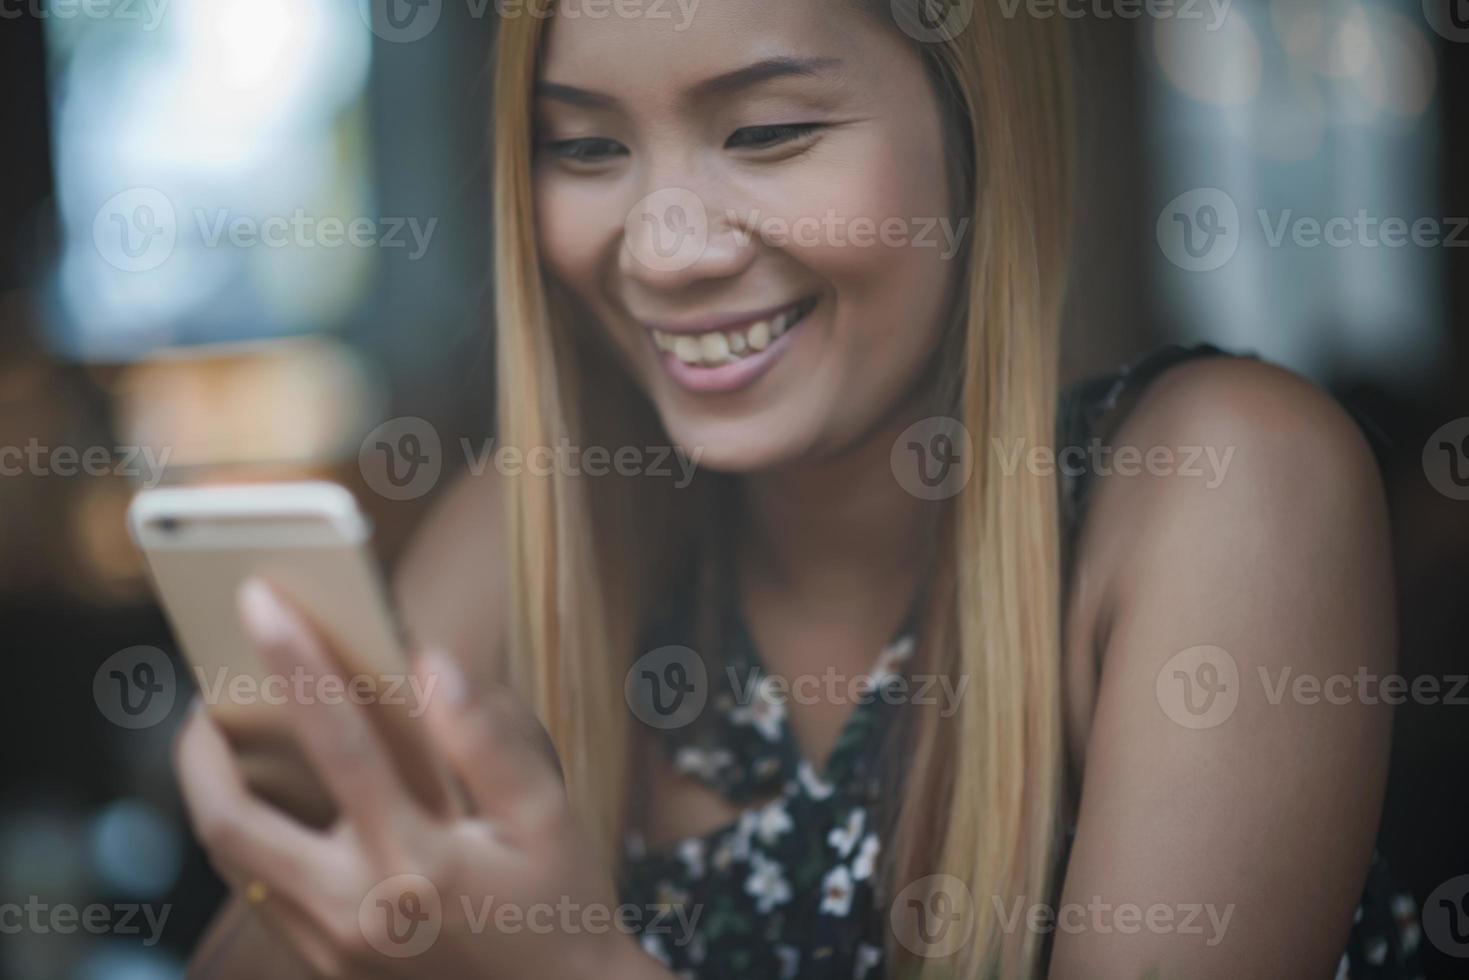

{"left": 243, "top": 880, "right": 269, "bottom": 905}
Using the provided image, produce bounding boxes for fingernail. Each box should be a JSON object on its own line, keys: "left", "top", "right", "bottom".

{"left": 422, "top": 651, "right": 467, "bottom": 709}
{"left": 237, "top": 577, "right": 298, "bottom": 650}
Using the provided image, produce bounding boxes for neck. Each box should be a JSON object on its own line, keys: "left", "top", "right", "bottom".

{"left": 733, "top": 408, "right": 940, "bottom": 609}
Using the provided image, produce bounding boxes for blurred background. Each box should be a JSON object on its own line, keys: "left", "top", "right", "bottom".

{"left": 0, "top": 0, "right": 1465, "bottom": 976}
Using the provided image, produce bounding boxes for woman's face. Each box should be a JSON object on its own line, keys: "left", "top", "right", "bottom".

{"left": 533, "top": 0, "right": 960, "bottom": 471}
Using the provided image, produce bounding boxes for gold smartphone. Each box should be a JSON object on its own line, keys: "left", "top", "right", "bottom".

{"left": 128, "top": 481, "right": 454, "bottom": 827}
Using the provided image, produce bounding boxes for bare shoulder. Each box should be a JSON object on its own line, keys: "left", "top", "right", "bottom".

{"left": 1051, "top": 356, "right": 1397, "bottom": 977}
{"left": 1116, "top": 354, "right": 1383, "bottom": 503}
{"left": 392, "top": 468, "right": 508, "bottom": 687}
{"left": 1078, "top": 355, "right": 1392, "bottom": 654}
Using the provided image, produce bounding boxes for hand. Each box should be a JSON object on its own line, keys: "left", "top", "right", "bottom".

{"left": 175, "top": 578, "right": 662, "bottom": 979}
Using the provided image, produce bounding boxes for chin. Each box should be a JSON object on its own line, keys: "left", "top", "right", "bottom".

{"left": 658, "top": 412, "right": 815, "bottom": 476}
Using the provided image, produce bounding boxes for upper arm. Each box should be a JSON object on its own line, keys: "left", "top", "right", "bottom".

{"left": 1050, "top": 358, "right": 1394, "bottom": 980}
{"left": 392, "top": 468, "right": 508, "bottom": 690}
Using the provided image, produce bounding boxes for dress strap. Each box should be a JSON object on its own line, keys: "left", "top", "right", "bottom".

{"left": 1055, "top": 343, "right": 1247, "bottom": 576}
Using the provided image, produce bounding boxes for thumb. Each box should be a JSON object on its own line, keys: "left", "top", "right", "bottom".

{"left": 415, "top": 651, "right": 566, "bottom": 823}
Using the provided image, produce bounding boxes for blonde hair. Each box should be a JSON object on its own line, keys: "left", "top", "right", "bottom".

{"left": 491, "top": 3, "right": 1073, "bottom": 976}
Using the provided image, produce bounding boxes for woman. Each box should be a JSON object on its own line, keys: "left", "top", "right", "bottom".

{"left": 176, "top": 1, "right": 1420, "bottom": 977}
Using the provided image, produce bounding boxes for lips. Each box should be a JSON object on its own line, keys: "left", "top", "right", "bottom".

{"left": 647, "top": 296, "right": 817, "bottom": 369}
{"left": 643, "top": 295, "right": 819, "bottom": 395}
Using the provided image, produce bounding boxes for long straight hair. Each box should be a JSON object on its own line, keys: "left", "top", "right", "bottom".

{"left": 490, "top": 3, "right": 1073, "bottom": 975}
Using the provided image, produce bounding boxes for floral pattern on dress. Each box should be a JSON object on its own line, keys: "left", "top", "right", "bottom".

{"left": 620, "top": 347, "right": 1423, "bottom": 978}
{"left": 619, "top": 593, "right": 1423, "bottom": 979}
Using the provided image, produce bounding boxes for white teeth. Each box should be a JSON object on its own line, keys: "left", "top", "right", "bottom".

{"left": 700, "top": 331, "right": 729, "bottom": 362}
{"left": 673, "top": 336, "right": 702, "bottom": 364}
{"left": 652, "top": 300, "right": 807, "bottom": 366}
{"left": 746, "top": 320, "right": 770, "bottom": 351}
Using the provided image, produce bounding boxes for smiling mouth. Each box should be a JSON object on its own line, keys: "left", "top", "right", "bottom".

{"left": 649, "top": 296, "right": 818, "bottom": 369}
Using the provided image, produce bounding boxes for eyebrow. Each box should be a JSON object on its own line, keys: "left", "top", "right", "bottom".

{"left": 536, "top": 56, "right": 843, "bottom": 110}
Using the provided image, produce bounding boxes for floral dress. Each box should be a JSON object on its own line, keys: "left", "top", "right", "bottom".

{"left": 618, "top": 346, "right": 1425, "bottom": 979}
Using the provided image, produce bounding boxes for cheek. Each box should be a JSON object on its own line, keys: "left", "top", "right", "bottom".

{"left": 534, "top": 179, "right": 621, "bottom": 295}
{"left": 755, "top": 146, "right": 956, "bottom": 344}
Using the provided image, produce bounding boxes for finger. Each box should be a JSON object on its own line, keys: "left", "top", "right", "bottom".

{"left": 416, "top": 651, "right": 566, "bottom": 823}
{"left": 174, "top": 702, "right": 333, "bottom": 894}
{"left": 238, "top": 578, "right": 413, "bottom": 841}
{"left": 190, "top": 888, "right": 343, "bottom": 980}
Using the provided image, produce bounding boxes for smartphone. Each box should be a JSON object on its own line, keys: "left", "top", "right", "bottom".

{"left": 128, "top": 481, "right": 454, "bottom": 827}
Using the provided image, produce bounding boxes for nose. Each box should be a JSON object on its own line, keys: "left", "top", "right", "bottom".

{"left": 618, "top": 183, "right": 756, "bottom": 293}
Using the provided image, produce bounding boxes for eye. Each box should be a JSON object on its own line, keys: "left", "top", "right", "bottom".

{"left": 541, "top": 137, "right": 628, "bottom": 166}
{"left": 725, "top": 123, "right": 824, "bottom": 152}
